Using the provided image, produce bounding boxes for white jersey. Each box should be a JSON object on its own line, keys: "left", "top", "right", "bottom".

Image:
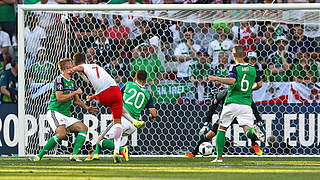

{"left": 80, "top": 64, "right": 117, "bottom": 94}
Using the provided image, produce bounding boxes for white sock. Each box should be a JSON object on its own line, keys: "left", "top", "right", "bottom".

{"left": 123, "top": 107, "right": 137, "bottom": 123}
{"left": 113, "top": 123, "right": 123, "bottom": 154}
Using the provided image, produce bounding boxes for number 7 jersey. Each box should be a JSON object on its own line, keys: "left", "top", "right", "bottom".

{"left": 225, "top": 64, "right": 261, "bottom": 106}
{"left": 80, "top": 64, "right": 117, "bottom": 94}
{"left": 122, "top": 81, "right": 155, "bottom": 120}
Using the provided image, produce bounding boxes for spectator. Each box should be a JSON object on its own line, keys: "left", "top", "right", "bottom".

{"left": 194, "top": 23, "right": 216, "bottom": 50}
{"left": 92, "top": 24, "right": 117, "bottom": 64}
{"left": 0, "top": 24, "right": 11, "bottom": 70}
{"left": 174, "top": 27, "right": 201, "bottom": 82}
{"left": 107, "top": 15, "right": 130, "bottom": 40}
{"left": 267, "top": 36, "right": 294, "bottom": 82}
{"left": 246, "top": 51, "right": 264, "bottom": 80}
{"left": 86, "top": 47, "right": 98, "bottom": 64}
{"left": 208, "top": 26, "right": 234, "bottom": 69}
{"left": 75, "top": 13, "right": 101, "bottom": 52}
{"left": 214, "top": 51, "right": 230, "bottom": 77}
{"left": 190, "top": 48, "right": 211, "bottom": 103}
{"left": 292, "top": 52, "right": 319, "bottom": 84}
{"left": 24, "top": 13, "right": 46, "bottom": 65}
{"left": 288, "top": 24, "right": 319, "bottom": 54}
{"left": 255, "top": 24, "right": 277, "bottom": 67}
{"left": 0, "top": 0, "right": 16, "bottom": 38}
{"left": 0, "top": 55, "right": 3, "bottom": 75}
{"left": 104, "top": 51, "right": 130, "bottom": 89}
{"left": 27, "top": 47, "right": 55, "bottom": 104}
{"left": 169, "top": 21, "right": 183, "bottom": 48}
{"left": 0, "top": 56, "right": 18, "bottom": 103}
{"left": 131, "top": 43, "right": 165, "bottom": 85}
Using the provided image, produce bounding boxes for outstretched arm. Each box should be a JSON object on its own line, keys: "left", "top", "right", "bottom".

{"left": 68, "top": 65, "right": 84, "bottom": 75}
{"left": 208, "top": 76, "right": 236, "bottom": 85}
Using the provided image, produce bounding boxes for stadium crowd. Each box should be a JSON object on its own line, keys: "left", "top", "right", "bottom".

{"left": 1, "top": 0, "right": 320, "bottom": 104}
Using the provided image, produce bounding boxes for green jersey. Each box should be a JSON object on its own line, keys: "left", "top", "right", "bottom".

{"left": 48, "top": 74, "right": 77, "bottom": 117}
{"left": 122, "top": 82, "right": 154, "bottom": 120}
{"left": 224, "top": 64, "right": 261, "bottom": 106}
{"left": 31, "top": 62, "right": 55, "bottom": 83}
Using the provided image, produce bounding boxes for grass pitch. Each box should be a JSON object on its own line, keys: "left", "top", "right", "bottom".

{"left": 0, "top": 157, "right": 320, "bottom": 180}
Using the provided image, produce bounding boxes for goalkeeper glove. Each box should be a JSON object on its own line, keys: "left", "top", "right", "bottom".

{"left": 199, "top": 122, "right": 211, "bottom": 136}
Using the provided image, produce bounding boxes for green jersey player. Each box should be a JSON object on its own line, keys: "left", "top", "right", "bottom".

{"left": 208, "top": 45, "right": 263, "bottom": 163}
{"left": 30, "top": 58, "right": 99, "bottom": 162}
{"left": 85, "top": 70, "right": 157, "bottom": 162}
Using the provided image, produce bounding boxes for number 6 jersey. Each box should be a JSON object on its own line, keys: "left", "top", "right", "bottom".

{"left": 80, "top": 64, "right": 117, "bottom": 94}
{"left": 224, "top": 64, "right": 261, "bottom": 106}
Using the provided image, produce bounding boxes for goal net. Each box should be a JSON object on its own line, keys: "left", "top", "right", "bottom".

{"left": 18, "top": 4, "right": 320, "bottom": 157}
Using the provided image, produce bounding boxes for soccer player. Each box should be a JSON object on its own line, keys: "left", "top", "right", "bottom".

{"left": 85, "top": 70, "right": 157, "bottom": 162}
{"left": 184, "top": 89, "right": 265, "bottom": 158}
{"left": 30, "top": 58, "right": 99, "bottom": 162}
{"left": 208, "top": 45, "right": 262, "bottom": 162}
{"left": 69, "top": 53, "right": 143, "bottom": 163}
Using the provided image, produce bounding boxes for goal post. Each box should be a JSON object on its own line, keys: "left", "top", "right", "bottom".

{"left": 18, "top": 4, "right": 320, "bottom": 157}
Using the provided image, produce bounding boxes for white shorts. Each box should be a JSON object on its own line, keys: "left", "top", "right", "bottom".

{"left": 219, "top": 103, "right": 254, "bottom": 128}
{"left": 47, "top": 110, "right": 80, "bottom": 131}
{"left": 101, "top": 117, "right": 137, "bottom": 140}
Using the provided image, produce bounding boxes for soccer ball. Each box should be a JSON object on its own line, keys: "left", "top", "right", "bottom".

{"left": 198, "top": 142, "right": 213, "bottom": 156}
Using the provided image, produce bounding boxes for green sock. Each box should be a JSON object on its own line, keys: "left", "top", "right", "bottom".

{"left": 93, "top": 143, "right": 101, "bottom": 155}
{"left": 38, "top": 134, "right": 61, "bottom": 159}
{"left": 246, "top": 128, "right": 255, "bottom": 139}
{"left": 100, "top": 139, "right": 124, "bottom": 152}
{"left": 216, "top": 130, "right": 226, "bottom": 159}
{"left": 72, "top": 131, "right": 87, "bottom": 155}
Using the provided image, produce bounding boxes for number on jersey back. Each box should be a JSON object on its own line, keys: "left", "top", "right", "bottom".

{"left": 122, "top": 81, "right": 154, "bottom": 120}
{"left": 225, "top": 64, "right": 261, "bottom": 106}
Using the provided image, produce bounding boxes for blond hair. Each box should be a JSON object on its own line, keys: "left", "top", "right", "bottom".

{"left": 58, "top": 58, "right": 72, "bottom": 71}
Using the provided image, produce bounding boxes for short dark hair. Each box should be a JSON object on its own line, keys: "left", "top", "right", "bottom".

{"left": 58, "top": 58, "right": 72, "bottom": 71}
{"left": 233, "top": 45, "right": 245, "bottom": 58}
{"left": 183, "top": 27, "right": 194, "bottom": 34}
{"left": 136, "top": 70, "right": 147, "bottom": 82}
{"left": 73, "top": 52, "right": 86, "bottom": 65}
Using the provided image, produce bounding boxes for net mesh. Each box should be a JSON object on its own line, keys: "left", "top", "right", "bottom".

{"left": 23, "top": 8, "right": 320, "bottom": 156}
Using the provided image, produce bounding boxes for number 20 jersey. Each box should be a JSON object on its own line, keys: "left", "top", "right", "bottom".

{"left": 224, "top": 64, "right": 261, "bottom": 106}
{"left": 80, "top": 64, "right": 117, "bottom": 94}
{"left": 122, "top": 82, "right": 154, "bottom": 120}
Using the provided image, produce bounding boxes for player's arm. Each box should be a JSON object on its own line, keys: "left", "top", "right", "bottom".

{"left": 68, "top": 65, "right": 84, "bottom": 75}
{"left": 252, "top": 69, "right": 263, "bottom": 91}
{"left": 208, "top": 76, "right": 236, "bottom": 85}
{"left": 146, "top": 93, "right": 157, "bottom": 121}
{"left": 56, "top": 88, "right": 82, "bottom": 103}
{"left": 74, "top": 94, "right": 99, "bottom": 113}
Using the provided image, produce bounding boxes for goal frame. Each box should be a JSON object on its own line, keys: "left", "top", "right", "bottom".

{"left": 18, "top": 3, "right": 320, "bottom": 156}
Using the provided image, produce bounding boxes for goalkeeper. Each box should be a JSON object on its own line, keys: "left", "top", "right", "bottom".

{"left": 85, "top": 70, "right": 157, "bottom": 162}
{"left": 184, "top": 89, "right": 265, "bottom": 157}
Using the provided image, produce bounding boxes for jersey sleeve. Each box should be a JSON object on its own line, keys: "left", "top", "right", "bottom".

{"left": 54, "top": 76, "right": 64, "bottom": 91}
{"left": 255, "top": 69, "right": 262, "bottom": 82}
{"left": 227, "top": 65, "right": 237, "bottom": 79}
{"left": 145, "top": 93, "right": 155, "bottom": 109}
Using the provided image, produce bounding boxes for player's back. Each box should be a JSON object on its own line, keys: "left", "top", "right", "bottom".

{"left": 225, "top": 64, "right": 257, "bottom": 106}
{"left": 123, "top": 82, "right": 152, "bottom": 120}
{"left": 80, "top": 64, "right": 117, "bottom": 94}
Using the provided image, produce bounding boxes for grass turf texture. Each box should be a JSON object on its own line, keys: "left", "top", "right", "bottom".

{"left": 0, "top": 157, "right": 320, "bottom": 180}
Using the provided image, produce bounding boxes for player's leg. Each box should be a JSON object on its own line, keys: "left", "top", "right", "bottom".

{"left": 185, "top": 123, "right": 218, "bottom": 157}
{"left": 238, "top": 105, "right": 263, "bottom": 156}
{"left": 211, "top": 104, "right": 233, "bottom": 163}
{"left": 204, "top": 90, "right": 227, "bottom": 123}
{"left": 31, "top": 110, "right": 67, "bottom": 161}
{"left": 110, "top": 87, "right": 124, "bottom": 163}
{"left": 67, "top": 120, "right": 88, "bottom": 161}
{"left": 123, "top": 107, "right": 145, "bottom": 128}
